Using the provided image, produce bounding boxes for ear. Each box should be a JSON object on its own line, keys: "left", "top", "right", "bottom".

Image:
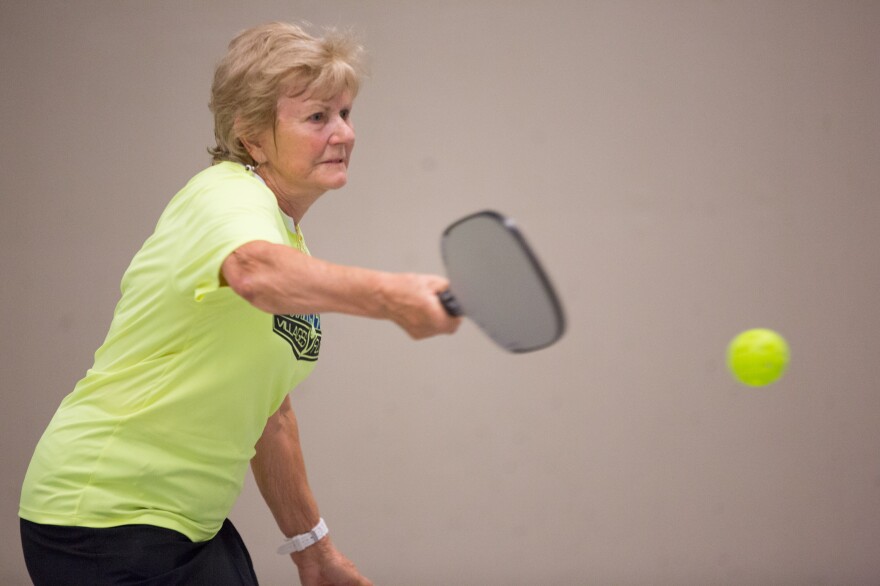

{"left": 234, "top": 118, "right": 267, "bottom": 164}
{"left": 239, "top": 136, "right": 265, "bottom": 165}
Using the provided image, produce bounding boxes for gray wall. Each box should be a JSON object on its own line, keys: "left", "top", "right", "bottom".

{"left": 3, "top": 1, "right": 879, "bottom": 584}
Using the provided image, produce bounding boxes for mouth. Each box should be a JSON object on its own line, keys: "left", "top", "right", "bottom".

{"left": 319, "top": 155, "right": 347, "bottom": 165}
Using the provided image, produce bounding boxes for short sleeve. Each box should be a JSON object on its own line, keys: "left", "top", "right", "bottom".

{"left": 164, "top": 170, "right": 285, "bottom": 302}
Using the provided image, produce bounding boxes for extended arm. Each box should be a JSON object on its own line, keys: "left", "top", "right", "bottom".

{"left": 222, "top": 240, "right": 459, "bottom": 339}
{"left": 252, "top": 395, "right": 372, "bottom": 586}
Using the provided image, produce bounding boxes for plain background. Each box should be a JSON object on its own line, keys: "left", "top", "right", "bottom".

{"left": 2, "top": 1, "right": 879, "bottom": 584}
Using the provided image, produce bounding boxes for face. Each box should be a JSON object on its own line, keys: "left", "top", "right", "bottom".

{"left": 243, "top": 88, "right": 355, "bottom": 218}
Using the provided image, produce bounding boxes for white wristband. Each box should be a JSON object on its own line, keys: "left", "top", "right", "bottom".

{"left": 276, "top": 518, "right": 329, "bottom": 555}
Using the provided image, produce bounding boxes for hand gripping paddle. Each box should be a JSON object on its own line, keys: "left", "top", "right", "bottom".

{"left": 438, "top": 210, "right": 565, "bottom": 353}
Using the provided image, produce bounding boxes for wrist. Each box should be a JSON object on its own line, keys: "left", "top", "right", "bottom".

{"left": 277, "top": 517, "right": 329, "bottom": 555}
{"left": 371, "top": 271, "right": 396, "bottom": 320}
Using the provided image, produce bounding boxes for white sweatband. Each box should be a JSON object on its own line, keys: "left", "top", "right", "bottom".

{"left": 276, "top": 518, "right": 329, "bottom": 555}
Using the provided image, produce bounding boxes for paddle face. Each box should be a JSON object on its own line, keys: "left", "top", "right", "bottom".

{"left": 440, "top": 210, "right": 565, "bottom": 353}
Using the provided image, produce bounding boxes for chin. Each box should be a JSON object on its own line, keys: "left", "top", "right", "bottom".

{"left": 323, "top": 176, "right": 348, "bottom": 190}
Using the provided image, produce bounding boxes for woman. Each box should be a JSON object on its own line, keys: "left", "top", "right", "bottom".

{"left": 20, "top": 22, "right": 458, "bottom": 585}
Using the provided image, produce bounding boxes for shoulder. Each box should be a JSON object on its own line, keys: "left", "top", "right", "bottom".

{"left": 188, "top": 162, "right": 271, "bottom": 198}
{"left": 169, "top": 162, "right": 278, "bottom": 217}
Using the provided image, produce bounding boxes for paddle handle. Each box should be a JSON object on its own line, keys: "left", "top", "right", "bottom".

{"left": 437, "top": 289, "right": 464, "bottom": 317}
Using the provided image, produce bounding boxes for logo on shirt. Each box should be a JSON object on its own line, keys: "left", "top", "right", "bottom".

{"left": 273, "top": 314, "right": 321, "bottom": 361}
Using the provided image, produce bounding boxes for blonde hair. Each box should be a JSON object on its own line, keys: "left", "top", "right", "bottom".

{"left": 208, "top": 22, "right": 365, "bottom": 165}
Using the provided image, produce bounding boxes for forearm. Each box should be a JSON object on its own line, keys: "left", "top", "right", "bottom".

{"left": 224, "top": 240, "right": 388, "bottom": 319}
{"left": 222, "top": 240, "right": 459, "bottom": 339}
{"left": 251, "top": 395, "right": 320, "bottom": 537}
{"left": 252, "top": 397, "right": 371, "bottom": 585}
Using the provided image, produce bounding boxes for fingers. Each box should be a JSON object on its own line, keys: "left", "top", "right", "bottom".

{"left": 410, "top": 274, "right": 462, "bottom": 339}
{"left": 294, "top": 538, "right": 372, "bottom": 586}
{"left": 382, "top": 273, "right": 462, "bottom": 340}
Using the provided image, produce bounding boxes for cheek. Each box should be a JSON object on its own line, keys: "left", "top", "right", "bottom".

{"left": 279, "top": 139, "right": 319, "bottom": 170}
{"left": 306, "top": 135, "right": 329, "bottom": 158}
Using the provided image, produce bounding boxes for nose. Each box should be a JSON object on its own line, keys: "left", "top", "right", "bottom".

{"left": 329, "top": 116, "right": 355, "bottom": 145}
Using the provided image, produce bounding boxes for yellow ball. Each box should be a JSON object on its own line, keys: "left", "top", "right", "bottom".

{"left": 727, "top": 328, "right": 790, "bottom": 387}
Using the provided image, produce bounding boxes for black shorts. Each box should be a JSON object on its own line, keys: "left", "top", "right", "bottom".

{"left": 20, "top": 518, "right": 259, "bottom": 585}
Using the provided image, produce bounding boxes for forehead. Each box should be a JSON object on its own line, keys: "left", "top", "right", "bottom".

{"left": 277, "top": 88, "right": 353, "bottom": 111}
{"left": 279, "top": 72, "right": 354, "bottom": 99}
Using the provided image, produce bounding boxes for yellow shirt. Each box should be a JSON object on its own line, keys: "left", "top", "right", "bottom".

{"left": 20, "top": 162, "right": 321, "bottom": 541}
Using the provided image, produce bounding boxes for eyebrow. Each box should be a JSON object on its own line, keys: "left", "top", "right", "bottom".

{"left": 298, "top": 96, "right": 329, "bottom": 105}
{"left": 292, "top": 88, "right": 352, "bottom": 107}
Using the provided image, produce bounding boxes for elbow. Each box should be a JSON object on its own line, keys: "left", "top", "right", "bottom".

{"left": 222, "top": 241, "right": 278, "bottom": 311}
{"left": 228, "top": 272, "right": 260, "bottom": 305}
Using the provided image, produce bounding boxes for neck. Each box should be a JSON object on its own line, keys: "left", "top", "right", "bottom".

{"left": 254, "top": 167, "right": 323, "bottom": 225}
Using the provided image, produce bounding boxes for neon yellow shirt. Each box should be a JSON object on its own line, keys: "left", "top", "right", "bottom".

{"left": 20, "top": 162, "right": 321, "bottom": 541}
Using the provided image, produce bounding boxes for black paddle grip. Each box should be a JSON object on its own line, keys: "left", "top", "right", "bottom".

{"left": 438, "top": 289, "right": 464, "bottom": 317}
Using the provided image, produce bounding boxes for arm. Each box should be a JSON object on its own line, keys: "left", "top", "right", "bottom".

{"left": 222, "top": 240, "right": 459, "bottom": 339}
{"left": 252, "top": 395, "right": 372, "bottom": 586}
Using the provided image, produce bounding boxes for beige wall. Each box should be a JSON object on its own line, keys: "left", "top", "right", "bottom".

{"left": 3, "top": 1, "right": 879, "bottom": 584}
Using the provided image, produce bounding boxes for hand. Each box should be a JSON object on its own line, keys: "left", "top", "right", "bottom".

{"left": 379, "top": 273, "right": 461, "bottom": 340}
{"left": 292, "top": 538, "right": 373, "bottom": 586}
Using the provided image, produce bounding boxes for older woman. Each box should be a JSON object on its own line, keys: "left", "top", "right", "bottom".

{"left": 19, "top": 22, "right": 458, "bottom": 585}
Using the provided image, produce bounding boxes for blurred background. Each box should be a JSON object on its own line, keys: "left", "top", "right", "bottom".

{"left": 2, "top": 1, "right": 879, "bottom": 584}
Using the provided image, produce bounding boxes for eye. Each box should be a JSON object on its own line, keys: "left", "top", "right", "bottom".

{"left": 307, "top": 112, "right": 325, "bottom": 122}
{"left": 340, "top": 109, "right": 351, "bottom": 120}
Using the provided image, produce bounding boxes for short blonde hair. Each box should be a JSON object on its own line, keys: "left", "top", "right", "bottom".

{"left": 208, "top": 22, "right": 364, "bottom": 165}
